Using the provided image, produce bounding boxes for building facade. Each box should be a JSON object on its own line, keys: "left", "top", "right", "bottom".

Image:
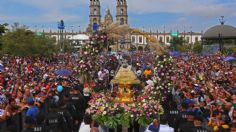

{"left": 130, "top": 31, "right": 203, "bottom": 48}
{"left": 87, "top": 0, "right": 128, "bottom": 31}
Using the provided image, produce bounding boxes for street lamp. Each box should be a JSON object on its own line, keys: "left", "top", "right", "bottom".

{"left": 58, "top": 20, "right": 65, "bottom": 53}
{"left": 190, "top": 26, "right": 192, "bottom": 45}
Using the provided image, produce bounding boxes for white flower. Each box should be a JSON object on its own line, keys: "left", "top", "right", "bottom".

{"left": 103, "top": 111, "right": 107, "bottom": 115}
{"left": 131, "top": 114, "right": 134, "bottom": 118}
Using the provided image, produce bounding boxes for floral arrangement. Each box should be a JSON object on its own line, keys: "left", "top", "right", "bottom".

{"left": 77, "top": 33, "right": 107, "bottom": 83}
{"left": 154, "top": 55, "right": 174, "bottom": 98}
{"left": 86, "top": 87, "right": 164, "bottom": 128}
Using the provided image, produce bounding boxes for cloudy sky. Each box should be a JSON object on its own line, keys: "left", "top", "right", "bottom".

{"left": 0, "top": 0, "right": 236, "bottom": 32}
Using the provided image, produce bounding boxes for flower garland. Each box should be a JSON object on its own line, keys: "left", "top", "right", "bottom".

{"left": 154, "top": 55, "right": 174, "bottom": 100}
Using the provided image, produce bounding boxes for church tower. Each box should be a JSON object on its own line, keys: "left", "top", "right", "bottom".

{"left": 88, "top": 0, "right": 101, "bottom": 31}
{"left": 116, "top": 0, "right": 128, "bottom": 25}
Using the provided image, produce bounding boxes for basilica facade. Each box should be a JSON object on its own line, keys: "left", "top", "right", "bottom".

{"left": 87, "top": 0, "right": 128, "bottom": 32}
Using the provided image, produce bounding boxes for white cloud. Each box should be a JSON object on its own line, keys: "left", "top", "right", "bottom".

{"left": 124, "top": 0, "right": 236, "bottom": 17}
{"left": 1, "top": 0, "right": 236, "bottom": 32}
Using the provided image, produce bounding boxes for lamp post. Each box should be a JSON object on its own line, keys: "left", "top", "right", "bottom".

{"left": 183, "top": 26, "right": 186, "bottom": 45}
{"left": 58, "top": 20, "right": 65, "bottom": 53}
{"left": 190, "top": 26, "right": 193, "bottom": 45}
{"left": 70, "top": 26, "right": 74, "bottom": 40}
{"left": 164, "top": 26, "right": 166, "bottom": 45}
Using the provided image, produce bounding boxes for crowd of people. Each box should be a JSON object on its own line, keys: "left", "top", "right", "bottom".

{"left": 0, "top": 53, "right": 120, "bottom": 132}
{"left": 165, "top": 53, "right": 236, "bottom": 132}
{"left": 0, "top": 51, "right": 235, "bottom": 132}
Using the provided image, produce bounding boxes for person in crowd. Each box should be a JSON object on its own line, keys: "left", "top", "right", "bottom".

{"left": 79, "top": 114, "right": 92, "bottom": 132}
{"left": 146, "top": 118, "right": 160, "bottom": 132}
{"left": 70, "top": 86, "right": 86, "bottom": 131}
{"left": 179, "top": 112, "right": 195, "bottom": 132}
{"left": 33, "top": 113, "right": 47, "bottom": 132}
{"left": 159, "top": 115, "right": 174, "bottom": 132}
{"left": 231, "top": 123, "right": 236, "bottom": 132}
{"left": 44, "top": 102, "right": 64, "bottom": 132}
{"left": 57, "top": 101, "right": 73, "bottom": 132}
{"left": 25, "top": 98, "right": 39, "bottom": 122}
{"left": 190, "top": 115, "right": 209, "bottom": 132}
{"left": 21, "top": 117, "right": 35, "bottom": 132}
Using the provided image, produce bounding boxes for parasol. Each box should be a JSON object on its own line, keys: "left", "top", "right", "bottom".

{"left": 224, "top": 56, "right": 236, "bottom": 62}
{"left": 55, "top": 69, "right": 73, "bottom": 76}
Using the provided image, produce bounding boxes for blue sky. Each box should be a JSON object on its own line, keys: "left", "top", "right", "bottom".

{"left": 0, "top": 0, "right": 236, "bottom": 32}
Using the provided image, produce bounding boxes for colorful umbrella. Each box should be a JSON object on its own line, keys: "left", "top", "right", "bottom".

{"left": 224, "top": 56, "right": 236, "bottom": 62}
{"left": 55, "top": 69, "right": 73, "bottom": 76}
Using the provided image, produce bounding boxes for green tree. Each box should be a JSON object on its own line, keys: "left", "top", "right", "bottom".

{"left": 192, "top": 42, "right": 203, "bottom": 53}
{"left": 170, "top": 37, "right": 185, "bottom": 50}
{"left": 0, "top": 23, "right": 9, "bottom": 50}
{"left": 144, "top": 44, "right": 150, "bottom": 51}
{"left": 138, "top": 46, "right": 143, "bottom": 51}
{"left": 55, "top": 39, "right": 77, "bottom": 53}
{"left": 0, "top": 28, "right": 56, "bottom": 57}
{"left": 176, "top": 44, "right": 191, "bottom": 52}
{"left": 0, "top": 23, "right": 8, "bottom": 36}
{"left": 129, "top": 45, "right": 137, "bottom": 51}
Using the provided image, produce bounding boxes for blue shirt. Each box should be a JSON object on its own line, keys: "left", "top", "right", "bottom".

{"left": 26, "top": 106, "right": 39, "bottom": 121}
{"left": 148, "top": 123, "right": 160, "bottom": 132}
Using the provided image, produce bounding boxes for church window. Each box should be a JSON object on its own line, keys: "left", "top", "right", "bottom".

{"left": 120, "top": 18, "right": 125, "bottom": 25}
{"left": 121, "top": 9, "right": 124, "bottom": 15}
{"left": 94, "top": 9, "right": 97, "bottom": 15}
{"left": 93, "top": 18, "right": 97, "bottom": 24}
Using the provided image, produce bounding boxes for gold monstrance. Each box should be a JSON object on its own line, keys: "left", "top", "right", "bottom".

{"left": 111, "top": 64, "right": 140, "bottom": 103}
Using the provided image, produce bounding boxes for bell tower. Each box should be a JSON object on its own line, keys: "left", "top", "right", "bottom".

{"left": 116, "top": 0, "right": 128, "bottom": 25}
{"left": 88, "top": 0, "right": 101, "bottom": 31}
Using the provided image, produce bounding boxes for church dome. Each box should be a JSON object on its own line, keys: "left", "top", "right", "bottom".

{"left": 202, "top": 24, "right": 236, "bottom": 39}
{"left": 104, "top": 8, "right": 113, "bottom": 25}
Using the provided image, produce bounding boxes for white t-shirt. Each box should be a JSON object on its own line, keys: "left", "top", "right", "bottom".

{"left": 79, "top": 122, "right": 91, "bottom": 132}
{"left": 159, "top": 124, "right": 174, "bottom": 132}
{"left": 145, "top": 124, "right": 174, "bottom": 132}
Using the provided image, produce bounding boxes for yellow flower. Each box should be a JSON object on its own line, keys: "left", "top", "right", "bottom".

{"left": 100, "top": 107, "right": 105, "bottom": 111}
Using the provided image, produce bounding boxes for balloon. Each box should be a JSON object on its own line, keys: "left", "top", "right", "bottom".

{"left": 57, "top": 85, "right": 63, "bottom": 92}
